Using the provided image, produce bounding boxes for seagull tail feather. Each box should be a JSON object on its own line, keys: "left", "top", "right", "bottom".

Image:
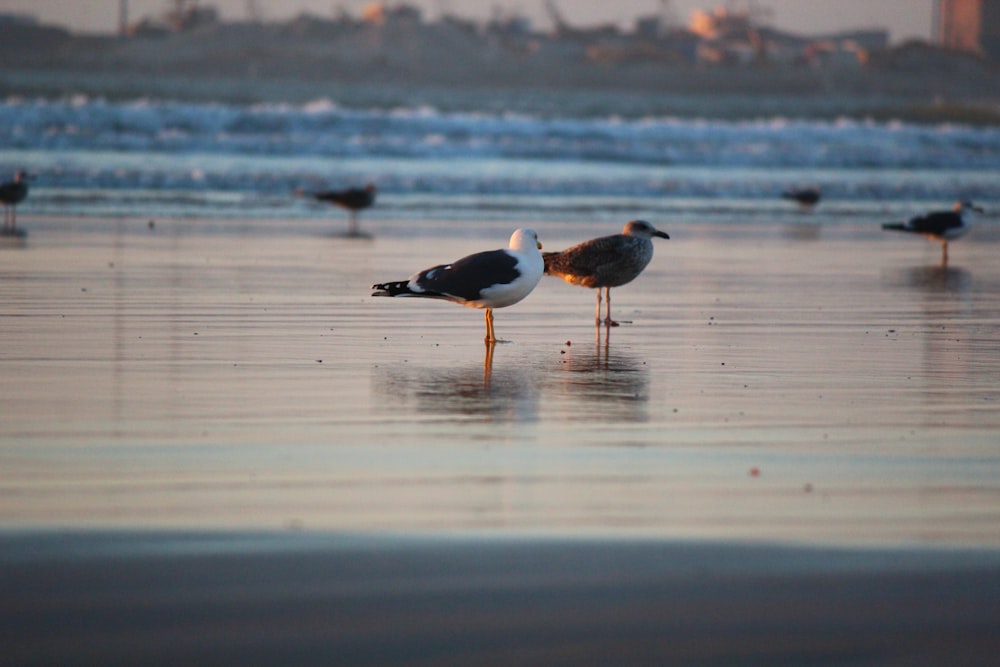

{"left": 542, "top": 251, "right": 563, "bottom": 274}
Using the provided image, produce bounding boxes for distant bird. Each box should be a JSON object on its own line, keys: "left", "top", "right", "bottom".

{"left": 371, "top": 228, "right": 544, "bottom": 343}
{"left": 543, "top": 220, "right": 669, "bottom": 326}
{"left": 882, "top": 200, "right": 983, "bottom": 265}
{"left": 0, "top": 171, "right": 30, "bottom": 234}
{"left": 313, "top": 183, "right": 377, "bottom": 235}
{"left": 782, "top": 186, "right": 821, "bottom": 208}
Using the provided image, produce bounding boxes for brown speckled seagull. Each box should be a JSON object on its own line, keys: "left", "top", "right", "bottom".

{"left": 543, "top": 220, "right": 669, "bottom": 325}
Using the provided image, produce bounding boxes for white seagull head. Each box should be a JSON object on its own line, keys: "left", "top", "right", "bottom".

{"left": 509, "top": 227, "right": 543, "bottom": 251}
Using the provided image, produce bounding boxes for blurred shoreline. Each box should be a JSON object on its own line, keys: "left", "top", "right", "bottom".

{"left": 3, "top": 529, "right": 999, "bottom": 666}
{"left": 2, "top": 10, "right": 999, "bottom": 123}
{"left": 8, "top": 68, "right": 1000, "bottom": 125}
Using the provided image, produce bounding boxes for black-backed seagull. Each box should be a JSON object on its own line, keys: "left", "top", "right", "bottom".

{"left": 782, "top": 186, "right": 821, "bottom": 208}
{"left": 314, "top": 183, "right": 377, "bottom": 235}
{"left": 371, "top": 228, "right": 544, "bottom": 343}
{"left": 882, "top": 200, "right": 982, "bottom": 265}
{"left": 0, "top": 171, "right": 30, "bottom": 235}
{"left": 543, "top": 220, "right": 669, "bottom": 326}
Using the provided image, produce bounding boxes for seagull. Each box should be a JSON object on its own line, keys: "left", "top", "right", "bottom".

{"left": 543, "top": 220, "right": 669, "bottom": 326}
{"left": 0, "top": 171, "right": 30, "bottom": 234}
{"left": 371, "top": 228, "right": 544, "bottom": 343}
{"left": 882, "top": 200, "right": 983, "bottom": 265}
{"left": 782, "top": 186, "right": 821, "bottom": 208}
{"left": 313, "top": 183, "right": 377, "bottom": 235}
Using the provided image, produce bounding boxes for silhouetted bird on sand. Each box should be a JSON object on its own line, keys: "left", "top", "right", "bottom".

{"left": 782, "top": 186, "right": 821, "bottom": 208}
{"left": 543, "top": 220, "right": 669, "bottom": 326}
{"left": 371, "top": 229, "right": 543, "bottom": 343}
{"left": 0, "top": 171, "right": 30, "bottom": 234}
{"left": 314, "top": 183, "right": 377, "bottom": 235}
{"left": 882, "top": 200, "right": 982, "bottom": 266}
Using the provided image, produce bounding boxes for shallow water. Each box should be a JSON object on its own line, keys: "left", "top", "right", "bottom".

{"left": 1, "top": 217, "right": 999, "bottom": 546}
{"left": 4, "top": 96, "right": 1000, "bottom": 223}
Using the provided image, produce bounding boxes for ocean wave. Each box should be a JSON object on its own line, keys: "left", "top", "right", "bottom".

{"left": 3, "top": 96, "right": 999, "bottom": 221}
{"left": 4, "top": 96, "right": 1000, "bottom": 169}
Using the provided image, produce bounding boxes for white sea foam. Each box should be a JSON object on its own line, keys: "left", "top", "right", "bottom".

{"left": 1, "top": 96, "right": 998, "bottom": 221}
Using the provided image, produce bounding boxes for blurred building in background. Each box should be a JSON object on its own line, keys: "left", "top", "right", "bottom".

{"left": 936, "top": 0, "right": 1000, "bottom": 59}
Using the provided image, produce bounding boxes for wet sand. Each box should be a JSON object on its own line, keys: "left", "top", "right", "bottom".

{"left": 2, "top": 530, "right": 999, "bottom": 666}
{"left": 2, "top": 216, "right": 1000, "bottom": 663}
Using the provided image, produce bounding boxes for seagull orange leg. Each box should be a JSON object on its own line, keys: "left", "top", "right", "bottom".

{"left": 484, "top": 308, "right": 496, "bottom": 343}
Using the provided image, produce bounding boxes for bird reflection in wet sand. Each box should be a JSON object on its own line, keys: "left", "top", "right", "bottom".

{"left": 901, "top": 265, "right": 973, "bottom": 294}
{"left": 551, "top": 324, "right": 650, "bottom": 422}
{"left": 372, "top": 345, "right": 540, "bottom": 422}
{"left": 483, "top": 340, "right": 495, "bottom": 387}
{"left": 882, "top": 200, "right": 982, "bottom": 267}
{"left": 593, "top": 321, "right": 614, "bottom": 368}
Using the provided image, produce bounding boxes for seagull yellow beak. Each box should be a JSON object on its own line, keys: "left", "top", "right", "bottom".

{"left": 537, "top": 241, "right": 543, "bottom": 249}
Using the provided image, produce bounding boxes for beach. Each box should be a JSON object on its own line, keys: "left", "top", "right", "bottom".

{"left": 3, "top": 531, "right": 999, "bottom": 666}
{"left": 2, "top": 216, "right": 999, "bottom": 663}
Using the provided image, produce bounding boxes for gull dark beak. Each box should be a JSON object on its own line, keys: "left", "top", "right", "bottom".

{"left": 655, "top": 231, "right": 670, "bottom": 240}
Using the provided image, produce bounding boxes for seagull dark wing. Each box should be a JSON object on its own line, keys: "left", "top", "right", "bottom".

{"left": 907, "top": 211, "right": 963, "bottom": 236}
{"left": 412, "top": 249, "right": 520, "bottom": 302}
